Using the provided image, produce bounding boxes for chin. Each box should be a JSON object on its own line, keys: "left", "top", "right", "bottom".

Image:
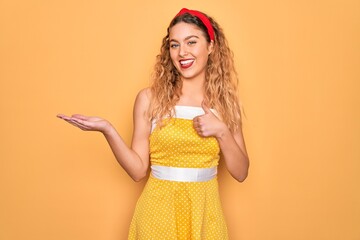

{"left": 179, "top": 70, "right": 202, "bottom": 80}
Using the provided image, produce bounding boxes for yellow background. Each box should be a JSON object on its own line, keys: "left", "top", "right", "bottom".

{"left": 1, "top": 0, "right": 359, "bottom": 239}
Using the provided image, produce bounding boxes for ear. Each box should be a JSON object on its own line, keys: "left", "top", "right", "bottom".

{"left": 208, "top": 40, "right": 214, "bottom": 55}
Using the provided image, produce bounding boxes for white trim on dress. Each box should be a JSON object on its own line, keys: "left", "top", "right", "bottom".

{"left": 151, "top": 106, "right": 218, "bottom": 132}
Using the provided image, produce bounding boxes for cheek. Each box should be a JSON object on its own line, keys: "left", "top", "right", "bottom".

{"left": 198, "top": 49, "right": 209, "bottom": 64}
{"left": 169, "top": 50, "right": 178, "bottom": 64}
{"left": 195, "top": 47, "right": 209, "bottom": 60}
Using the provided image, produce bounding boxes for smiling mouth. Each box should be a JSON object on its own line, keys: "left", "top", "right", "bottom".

{"left": 179, "top": 59, "right": 194, "bottom": 69}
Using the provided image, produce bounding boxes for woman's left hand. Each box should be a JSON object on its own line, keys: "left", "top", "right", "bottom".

{"left": 193, "top": 102, "right": 228, "bottom": 138}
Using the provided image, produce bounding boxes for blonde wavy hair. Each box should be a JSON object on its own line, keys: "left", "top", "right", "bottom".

{"left": 150, "top": 11, "right": 242, "bottom": 133}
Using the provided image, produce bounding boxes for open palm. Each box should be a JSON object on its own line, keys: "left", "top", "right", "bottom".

{"left": 57, "top": 114, "right": 111, "bottom": 133}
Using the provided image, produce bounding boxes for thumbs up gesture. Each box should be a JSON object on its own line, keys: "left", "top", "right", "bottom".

{"left": 193, "top": 102, "right": 227, "bottom": 138}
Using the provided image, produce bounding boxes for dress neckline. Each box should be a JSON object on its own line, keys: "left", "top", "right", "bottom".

{"left": 175, "top": 105, "right": 202, "bottom": 109}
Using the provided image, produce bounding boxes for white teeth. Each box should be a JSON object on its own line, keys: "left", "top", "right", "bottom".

{"left": 180, "top": 59, "right": 194, "bottom": 65}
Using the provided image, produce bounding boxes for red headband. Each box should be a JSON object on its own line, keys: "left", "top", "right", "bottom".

{"left": 175, "top": 8, "right": 215, "bottom": 41}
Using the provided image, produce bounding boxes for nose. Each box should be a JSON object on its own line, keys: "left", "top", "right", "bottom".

{"left": 179, "top": 45, "right": 188, "bottom": 57}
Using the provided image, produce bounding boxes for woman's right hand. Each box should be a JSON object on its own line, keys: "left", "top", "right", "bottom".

{"left": 57, "top": 114, "right": 112, "bottom": 134}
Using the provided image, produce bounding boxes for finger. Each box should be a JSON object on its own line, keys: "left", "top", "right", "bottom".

{"left": 195, "top": 128, "right": 205, "bottom": 137}
{"left": 194, "top": 126, "right": 202, "bottom": 136}
{"left": 62, "top": 118, "right": 85, "bottom": 129}
{"left": 71, "top": 118, "right": 88, "bottom": 127}
{"left": 69, "top": 119, "right": 92, "bottom": 131}
{"left": 193, "top": 122, "right": 204, "bottom": 135}
{"left": 57, "top": 114, "right": 71, "bottom": 120}
{"left": 202, "top": 102, "right": 221, "bottom": 119}
{"left": 193, "top": 120, "right": 198, "bottom": 129}
{"left": 193, "top": 116, "right": 202, "bottom": 127}
{"left": 71, "top": 114, "right": 89, "bottom": 120}
{"left": 201, "top": 101, "right": 211, "bottom": 115}
{"left": 67, "top": 120, "right": 85, "bottom": 129}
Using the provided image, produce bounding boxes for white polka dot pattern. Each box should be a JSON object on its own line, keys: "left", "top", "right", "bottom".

{"left": 150, "top": 118, "right": 220, "bottom": 168}
{"left": 128, "top": 107, "right": 228, "bottom": 239}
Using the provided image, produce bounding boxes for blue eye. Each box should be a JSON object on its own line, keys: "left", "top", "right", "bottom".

{"left": 170, "top": 43, "right": 179, "bottom": 48}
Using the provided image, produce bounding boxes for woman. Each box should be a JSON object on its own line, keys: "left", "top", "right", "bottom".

{"left": 58, "top": 8, "right": 249, "bottom": 239}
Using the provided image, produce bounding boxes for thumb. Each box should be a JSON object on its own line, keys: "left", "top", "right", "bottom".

{"left": 201, "top": 101, "right": 211, "bottom": 115}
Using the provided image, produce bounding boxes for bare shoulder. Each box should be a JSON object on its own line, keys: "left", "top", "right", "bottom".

{"left": 133, "top": 88, "right": 152, "bottom": 120}
{"left": 135, "top": 88, "right": 152, "bottom": 107}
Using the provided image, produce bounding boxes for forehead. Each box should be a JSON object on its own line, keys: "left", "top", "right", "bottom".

{"left": 169, "top": 22, "right": 206, "bottom": 40}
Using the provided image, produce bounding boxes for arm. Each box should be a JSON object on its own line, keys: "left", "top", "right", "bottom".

{"left": 193, "top": 102, "right": 249, "bottom": 182}
{"left": 57, "top": 88, "right": 152, "bottom": 182}
{"left": 102, "top": 88, "right": 151, "bottom": 181}
{"left": 216, "top": 127, "right": 249, "bottom": 182}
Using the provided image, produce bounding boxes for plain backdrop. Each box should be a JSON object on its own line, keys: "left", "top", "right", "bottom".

{"left": 1, "top": 0, "right": 359, "bottom": 239}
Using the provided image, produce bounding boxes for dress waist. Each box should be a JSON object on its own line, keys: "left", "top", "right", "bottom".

{"left": 150, "top": 165, "right": 217, "bottom": 182}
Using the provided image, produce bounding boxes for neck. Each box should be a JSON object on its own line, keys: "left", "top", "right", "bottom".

{"left": 178, "top": 77, "right": 205, "bottom": 106}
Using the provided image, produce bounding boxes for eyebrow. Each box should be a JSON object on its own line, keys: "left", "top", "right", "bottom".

{"left": 169, "top": 35, "right": 199, "bottom": 42}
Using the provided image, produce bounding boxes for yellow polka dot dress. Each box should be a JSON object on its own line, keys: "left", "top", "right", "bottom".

{"left": 128, "top": 106, "right": 228, "bottom": 239}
